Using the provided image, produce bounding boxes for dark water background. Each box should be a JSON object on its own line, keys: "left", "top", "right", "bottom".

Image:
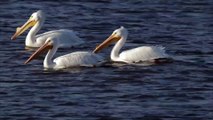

{"left": 0, "top": 0, "right": 213, "bottom": 120}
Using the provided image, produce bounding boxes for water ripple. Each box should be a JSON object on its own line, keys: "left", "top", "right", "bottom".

{"left": 0, "top": 0, "right": 213, "bottom": 119}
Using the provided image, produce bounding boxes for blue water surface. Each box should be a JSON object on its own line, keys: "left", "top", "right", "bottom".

{"left": 0, "top": 0, "right": 212, "bottom": 120}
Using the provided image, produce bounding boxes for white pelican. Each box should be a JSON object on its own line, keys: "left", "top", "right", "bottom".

{"left": 11, "top": 10, "right": 84, "bottom": 48}
{"left": 24, "top": 37, "right": 104, "bottom": 69}
{"left": 93, "top": 26, "right": 170, "bottom": 63}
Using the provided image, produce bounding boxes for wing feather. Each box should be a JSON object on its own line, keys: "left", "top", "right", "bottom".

{"left": 36, "top": 29, "right": 84, "bottom": 47}
{"left": 53, "top": 51, "right": 104, "bottom": 68}
{"left": 119, "top": 46, "right": 169, "bottom": 62}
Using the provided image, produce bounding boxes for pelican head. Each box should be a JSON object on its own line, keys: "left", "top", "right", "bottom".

{"left": 24, "top": 37, "right": 58, "bottom": 64}
{"left": 11, "top": 10, "right": 45, "bottom": 40}
{"left": 93, "top": 26, "right": 128, "bottom": 53}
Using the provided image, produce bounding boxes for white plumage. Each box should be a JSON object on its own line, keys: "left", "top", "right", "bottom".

{"left": 93, "top": 26, "right": 170, "bottom": 63}
{"left": 53, "top": 51, "right": 104, "bottom": 68}
{"left": 119, "top": 46, "right": 168, "bottom": 63}
{"left": 11, "top": 10, "right": 84, "bottom": 48}
{"left": 25, "top": 37, "right": 104, "bottom": 69}
{"left": 35, "top": 29, "right": 83, "bottom": 48}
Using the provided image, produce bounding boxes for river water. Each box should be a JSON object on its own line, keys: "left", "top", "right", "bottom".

{"left": 0, "top": 0, "right": 213, "bottom": 120}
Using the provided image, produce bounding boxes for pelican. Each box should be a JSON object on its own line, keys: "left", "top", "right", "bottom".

{"left": 11, "top": 10, "right": 84, "bottom": 48}
{"left": 24, "top": 37, "right": 104, "bottom": 69}
{"left": 93, "top": 26, "right": 170, "bottom": 63}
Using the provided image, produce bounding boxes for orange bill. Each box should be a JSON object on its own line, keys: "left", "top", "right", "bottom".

{"left": 11, "top": 19, "right": 37, "bottom": 40}
{"left": 93, "top": 34, "right": 121, "bottom": 53}
{"left": 24, "top": 41, "right": 53, "bottom": 64}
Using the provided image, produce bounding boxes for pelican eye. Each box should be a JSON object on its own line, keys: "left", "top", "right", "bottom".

{"left": 113, "top": 32, "right": 117, "bottom": 35}
{"left": 47, "top": 40, "right": 52, "bottom": 43}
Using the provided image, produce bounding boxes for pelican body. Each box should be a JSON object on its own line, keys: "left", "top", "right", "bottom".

{"left": 93, "top": 26, "right": 170, "bottom": 63}
{"left": 25, "top": 37, "right": 103, "bottom": 69}
{"left": 11, "top": 10, "right": 84, "bottom": 48}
